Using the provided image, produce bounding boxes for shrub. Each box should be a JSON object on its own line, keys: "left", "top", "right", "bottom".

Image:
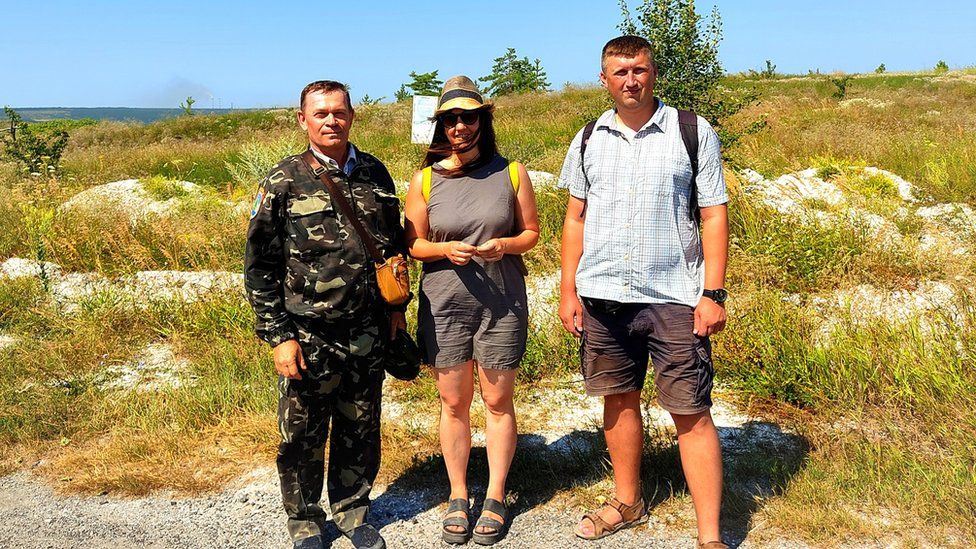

{"left": 875, "top": 63, "right": 886, "bottom": 74}
{"left": 934, "top": 60, "right": 949, "bottom": 74}
{"left": 2, "top": 106, "right": 70, "bottom": 175}
{"left": 831, "top": 75, "right": 853, "bottom": 99}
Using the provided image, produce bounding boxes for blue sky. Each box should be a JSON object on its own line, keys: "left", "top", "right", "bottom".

{"left": 2, "top": 0, "right": 974, "bottom": 108}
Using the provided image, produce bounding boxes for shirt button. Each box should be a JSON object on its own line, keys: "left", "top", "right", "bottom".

{"left": 623, "top": 254, "right": 630, "bottom": 260}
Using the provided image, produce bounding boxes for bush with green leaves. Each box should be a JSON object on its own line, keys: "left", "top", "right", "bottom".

{"left": 480, "top": 48, "right": 551, "bottom": 97}
{"left": 618, "top": 0, "right": 765, "bottom": 161}
{"left": 1, "top": 106, "right": 70, "bottom": 175}
{"left": 935, "top": 60, "right": 949, "bottom": 74}
{"left": 831, "top": 75, "right": 853, "bottom": 99}
{"left": 875, "top": 63, "right": 886, "bottom": 74}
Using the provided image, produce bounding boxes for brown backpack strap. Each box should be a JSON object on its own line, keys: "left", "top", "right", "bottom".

{"left": 301, "top": 150, "right": 384, "bottom": 264}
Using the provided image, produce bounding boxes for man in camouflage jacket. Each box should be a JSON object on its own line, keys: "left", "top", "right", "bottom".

{"left": 245, "top": 80, "right": 406, "bottom": 549}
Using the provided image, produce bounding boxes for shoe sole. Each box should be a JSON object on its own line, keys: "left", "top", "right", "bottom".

{"left": 574, "top": 514, "right": 648, "bottom": 541}
{"left": 443, "top": 531, "right": 470, "bottom": 545}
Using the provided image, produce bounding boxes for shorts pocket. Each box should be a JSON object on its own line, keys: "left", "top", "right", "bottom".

{"left": 694, "top": 338, "right": 714, "bottom": 405}
{"left": 578, "top": 331, "right": 587, "bottom": 378}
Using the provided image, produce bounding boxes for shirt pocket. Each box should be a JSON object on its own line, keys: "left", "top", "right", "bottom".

{"left": 286, "top": 191, "right": 343, "bottom": 256}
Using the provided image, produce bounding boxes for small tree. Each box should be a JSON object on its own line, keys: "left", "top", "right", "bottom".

{"left": 358, "top": 94, "right": 384, "bottom": 107}
{"left": 179, "top": 96, "right": 195, "bottom": 116}
{"left": 480, "top": 48, "right": 551, "bottom": 97}
{"left": 618, "top": 0, "right": 764, "bottom": 158}
{"left": 2, "top": 106, "right": 70, "bottom": 175}
{"left": 831, "top": 75, "right": 853, "bottom": 99}
{"left": 760, "top": 59, "right": 777, "bottom": 78}
{"left": 394, "top": 84, "right": 411, "bottom": 102}
{"left": 935, "top": 60, "right": 949, "bottom": 74}
{"left": 875, "top": 63, "right": 886, "bottom": 74}
{"left": 406, "top": 71, "right": 443, "bottom": 96}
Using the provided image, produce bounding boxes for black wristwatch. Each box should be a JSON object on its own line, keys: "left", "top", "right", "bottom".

{"left": 702, "top": 288, "right": 728, "bottom": 304}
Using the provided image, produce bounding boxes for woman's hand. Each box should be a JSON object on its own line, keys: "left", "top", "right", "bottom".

{"left": 476, "top": 238, "right": 507, "bottom": 262}
{"left": 443, "top": 241, "right": 477, "bottom": 266}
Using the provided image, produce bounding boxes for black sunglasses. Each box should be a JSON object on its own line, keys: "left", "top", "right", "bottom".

{"left": 438, "top": 111, "right": 480, "bottom": 126}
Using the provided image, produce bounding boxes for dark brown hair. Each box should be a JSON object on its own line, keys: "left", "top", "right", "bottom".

{"left": 300, "top": 80, "right": 353, "bottom": 111}
{"left": 420, "top": 108, "right": 498, "bottom": 176}
{"left": 601, "top": 35, "right": 656, "bottom": 70}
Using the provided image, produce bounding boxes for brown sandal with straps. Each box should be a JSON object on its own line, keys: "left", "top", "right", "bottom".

{"left": 574, "top": 497, "right": 648, "bottom": 541}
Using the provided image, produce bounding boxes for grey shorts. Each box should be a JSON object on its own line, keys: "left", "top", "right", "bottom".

{"left": 417, "top": 293, "right": 527, "bottom": 370}
{"left": 580, "top": 298, "right": 714, "bottom": 415}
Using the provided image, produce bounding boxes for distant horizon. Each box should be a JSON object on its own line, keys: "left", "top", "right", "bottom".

{"left": 7, "top": 65, "right": 974, "bottom": 114}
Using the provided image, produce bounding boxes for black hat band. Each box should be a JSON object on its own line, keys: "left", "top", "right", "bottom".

{"left": 438, "top": 88, "right": 483, "bottom": 107}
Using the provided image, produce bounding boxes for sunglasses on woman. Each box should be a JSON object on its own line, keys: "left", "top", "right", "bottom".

{"left": 439, "top": 111, "right": 480, "bottom": 126}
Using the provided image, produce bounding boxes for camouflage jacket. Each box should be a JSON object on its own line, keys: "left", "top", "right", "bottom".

{"left": 244, "top": 148, "right": 406, "bottom": 347}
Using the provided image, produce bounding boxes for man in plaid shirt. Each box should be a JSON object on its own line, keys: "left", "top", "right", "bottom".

{"left": 558, "top": 35, "right": 730, "bottom": 548}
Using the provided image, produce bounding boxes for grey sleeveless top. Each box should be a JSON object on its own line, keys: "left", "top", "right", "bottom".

{"left": 421, "top": 154, "right": 528, "bottom": 317}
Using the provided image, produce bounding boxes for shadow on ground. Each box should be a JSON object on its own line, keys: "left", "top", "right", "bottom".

{"left": 319, "top": 420, "right": 809, "bottom": 546}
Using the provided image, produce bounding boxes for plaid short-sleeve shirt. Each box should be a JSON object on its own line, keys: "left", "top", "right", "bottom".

{"left": 557, "top": 99, "right": 727, "bottom": 307}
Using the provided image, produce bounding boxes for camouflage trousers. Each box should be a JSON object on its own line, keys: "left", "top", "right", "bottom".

{"left": 277, "top": 313, "right": 386, "bottom": 542}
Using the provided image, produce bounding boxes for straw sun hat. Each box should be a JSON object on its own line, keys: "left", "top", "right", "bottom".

{"left": 433, "top": 75, "right": 494, "bottom": 115}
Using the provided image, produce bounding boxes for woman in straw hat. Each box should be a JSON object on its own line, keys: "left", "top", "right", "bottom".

{"left": 404, "top": 75, "right": 539, "bottom": 545}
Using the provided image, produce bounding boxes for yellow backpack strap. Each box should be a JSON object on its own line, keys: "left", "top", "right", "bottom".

{"left": 421, "top": 167, "right": 433, "bottom": 203}
{"left": 508, "top": 161, "right": 520, "bottom": 195}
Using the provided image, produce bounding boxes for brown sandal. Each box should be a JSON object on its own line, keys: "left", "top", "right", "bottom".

{"left": 575, "top": 497, "right": 648, "bottom": 540}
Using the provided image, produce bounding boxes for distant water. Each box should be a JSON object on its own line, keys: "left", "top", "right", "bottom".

{"left": 8, "top": 107, "right": 259, "bottom": 124}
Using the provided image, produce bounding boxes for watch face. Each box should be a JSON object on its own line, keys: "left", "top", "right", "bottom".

{"left": 705, "top": 289, "right": 728, "bottom": 303}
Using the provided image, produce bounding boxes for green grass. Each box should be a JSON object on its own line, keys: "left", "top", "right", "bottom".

{"left": 140, "top": 175, "right": 190, "bottom": 200}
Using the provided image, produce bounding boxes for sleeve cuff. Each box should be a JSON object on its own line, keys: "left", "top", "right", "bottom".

{"left": 262, "top": 325, "right": 298, "bottom": 348}
{"left": 697, "top": 195, "right": 729, "bottom": 208}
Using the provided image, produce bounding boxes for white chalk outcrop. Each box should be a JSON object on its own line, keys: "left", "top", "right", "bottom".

{"left": 0, "top": 257, "right": 242, "bottom": 312}
{"left": 59, "top": 179, "right": 248, "bottom": 223}
{"left": 98, "top": 343, "right": 196, "bottom": 393}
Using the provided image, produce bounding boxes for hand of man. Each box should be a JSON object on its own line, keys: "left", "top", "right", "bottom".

{"left": 389, "top": 311, "right": 406, "bottom": 340}
{"left": 444, "top": 241, "right": 477, "bottom": 266}
{"left": 558, "top": 292, "right": 584, "bottom": 337}
{"left": 693, "top": 297, "right": 727, "bottom": 337}
{"left": 475, "top": 239, "right": 506, "bottom": 262}
{"left": 273, "top": 339, "right": 306, "bottom": 380}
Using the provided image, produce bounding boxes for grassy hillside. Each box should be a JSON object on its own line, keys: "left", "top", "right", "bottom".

{"left": 1, "top": 70, "right": 975, "bottom": 543}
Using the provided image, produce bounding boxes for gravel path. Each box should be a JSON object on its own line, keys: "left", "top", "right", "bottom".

{"left": 0, "top": 467, "right": 796, "bottom": 549}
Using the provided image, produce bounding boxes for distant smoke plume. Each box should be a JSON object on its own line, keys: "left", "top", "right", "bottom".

{"left": 136, "top": 77, "right": 214, "bottom": 108}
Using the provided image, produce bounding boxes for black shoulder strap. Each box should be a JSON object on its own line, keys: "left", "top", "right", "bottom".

{"left": 677, "top": 109, "right": 700, "bottom": 225}
{"left": 580, "top": 120, "right": 597, "bottom": 159}
{"left": 576, "top": 120, "right": 598, "bottom": 219}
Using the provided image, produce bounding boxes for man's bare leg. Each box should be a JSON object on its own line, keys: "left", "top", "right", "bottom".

{"left": 576, "top": 389, "right": 643, "bottom": 536}
{"left": 672, "top": 410, "right": 723, "bottom": 544}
